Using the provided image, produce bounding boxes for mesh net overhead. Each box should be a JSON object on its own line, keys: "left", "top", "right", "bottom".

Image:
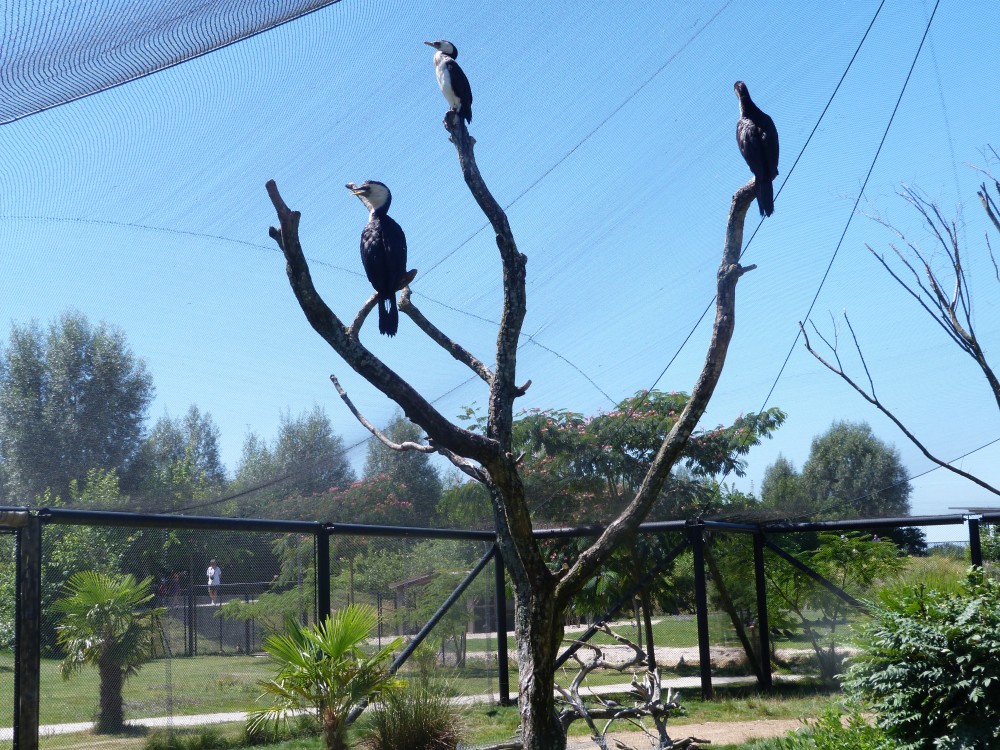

{"left": 0, "top": 0, "right": 342, "bottom": 124}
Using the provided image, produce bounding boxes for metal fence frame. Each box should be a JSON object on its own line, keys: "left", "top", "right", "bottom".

{"left": 2, "top": 505, "right": 997, "bottom": 749}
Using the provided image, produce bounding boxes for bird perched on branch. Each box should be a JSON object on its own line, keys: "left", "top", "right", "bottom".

{"left": 734, "top": 80, "right": 779, "bottom": 217}
{"left": 346, "top": 181, "right": 414, "bottom": 336}
{"left": 425, "top": 39, "right": 473, "bottom": 123}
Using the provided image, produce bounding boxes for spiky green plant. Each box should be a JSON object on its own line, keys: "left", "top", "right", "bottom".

{"left": 54, "top": 570, "right": 164, "bottom": 733}
{"left": 249, "top": 605, "right": 404, "bottom": 750}
{"left": 361, "top": 684, "right": 465, "bottom": 750}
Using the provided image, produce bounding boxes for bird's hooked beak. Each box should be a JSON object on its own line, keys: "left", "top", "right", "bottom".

{"left": 424, "top": 40, "right": 439, "bottom": 49}
{"left": 346, "top": 182, "right": 366, "bottom": 196}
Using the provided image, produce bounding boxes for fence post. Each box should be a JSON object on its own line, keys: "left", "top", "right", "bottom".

{"left": 968, "top": 516, "right": 983, "bottom": 567}
{"left": 752, "top": 531, "right": 773, "bottom": 690}
{"left": 317, "top": 529, "right": 330, "bottom": 622}
{"left": 187, "top": 568, "right": 196, "bottom": 657}
{"left": 493, "top": 544, "right": 511, "bottom": 706}
{"left": 689, "top": 520, "right": 713, "bottom": 700}
{"left": 15, "top": 514, "right": 42, "bottom": 750}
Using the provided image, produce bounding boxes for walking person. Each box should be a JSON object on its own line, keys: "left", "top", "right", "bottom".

{"left": 207, "top": 558, "right": 222, "bottom": 605}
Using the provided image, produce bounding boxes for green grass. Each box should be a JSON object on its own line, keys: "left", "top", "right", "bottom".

{"left": 463, "top": 611, "right": 741, "bottom": 653}
{"left": 0, "top": 653, "right": 275, "bottom": 727}
{"left": 3, "top": 678, "right": 839, "bottom": 749}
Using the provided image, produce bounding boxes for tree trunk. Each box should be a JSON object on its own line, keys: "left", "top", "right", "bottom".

{"left": 96, "top": 651, "right": 124, "bottom": 733}
{"left": 514, "top": 579, "right": 567, "bottom": 750}
{"left": 322, "top": 707, "right": 348, "bottom": 750}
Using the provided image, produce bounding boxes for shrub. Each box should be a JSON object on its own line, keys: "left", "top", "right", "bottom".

{"left": 145, "top": 727, "right": 229, "bottom": 750}
{"left": 360, "top": 685, "right": 465, "bottom": 750}
{"left": 248, "top": 606, "right": 404, "bottom": 750}
{"left": 743, "top": 707, "right": 894, "bottom": 749}
{"left": 843, "top": 569, "right": 1000, "bottom": 750}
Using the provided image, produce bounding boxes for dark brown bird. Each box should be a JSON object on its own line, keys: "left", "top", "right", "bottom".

{"left": 347, "top": 181, "right": 410, "bottom": 336}
{"left": 735, "top": 81, "right": 779, "bottom": 217}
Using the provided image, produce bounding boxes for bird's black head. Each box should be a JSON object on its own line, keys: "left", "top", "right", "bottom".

{"left": 424, "top": 39, "right": 458, "bottom": 58}
{"left": 734, "top": 80, "right": 752, "bottom": 104}
{"left": 346, "top": 180, "right": 392, "bottom": 213}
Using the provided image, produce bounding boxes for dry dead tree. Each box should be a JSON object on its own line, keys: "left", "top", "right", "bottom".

{"left": 802, "top": 170, "right": 1000, "bottom": 497}
{"left": 555, "top": 624, "right": 709, "bottom": 750}
{"left": 266, "top": 93, "right": 756, "bottom": 747}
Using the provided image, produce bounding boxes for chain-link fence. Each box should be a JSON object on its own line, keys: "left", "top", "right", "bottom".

{"left": 1, "top": 507, "right": 994, "bottom": 749}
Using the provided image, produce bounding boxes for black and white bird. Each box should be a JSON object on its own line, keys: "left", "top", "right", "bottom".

{"left": 734, "top": 81, "right": 779, "bottom": 217}
{"left": 425, "top": 39, "right": 473, "bottom": 123}
{"left": 346, "top": 181, "right": 412, "bottom": 337}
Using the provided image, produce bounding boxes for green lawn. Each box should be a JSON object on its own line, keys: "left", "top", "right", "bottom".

{"left": 0, "top": 653, "right": 274, "bottom": 727}
{"left": 464, "top": 611, "right": 741, "bottom": 653}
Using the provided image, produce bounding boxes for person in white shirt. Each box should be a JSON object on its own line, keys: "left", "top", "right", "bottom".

{"left": 207, "top": 559, "right": 222, "bottom": 605}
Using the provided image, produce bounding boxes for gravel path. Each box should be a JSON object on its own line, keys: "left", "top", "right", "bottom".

{"left": 566, "top": 718, "right": 805, "bottom": 748}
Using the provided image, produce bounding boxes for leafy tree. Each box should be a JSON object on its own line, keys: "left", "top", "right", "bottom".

{"left": 844, "top": 569, "right": 1000, "bottom": 749}
{"left": 54, "top": 570, "right": 165, "bottom": 733}
{"left": 137, "top": 405, "right": 226, "bottom": 492}
{"left": 436, "top": 473, "right": 493, "bottom": 530}
{"left": 805, "top": 422, "right": 923, "bottom": 551}
{"left": 40, "top": 470, "right": 137, "bottom": 651}
{"left": 981, "top": 524, "right": 1000, "bottom": 563}
{"left": 512, "top": 392, "right": 784, "bottom": 524}
{"left": 766, "top": 532, "right": 903, "bottom": 683}
{"left": 0, "top": 310, "right": 154, "bottom": 501}
{"left": 249, "top": 606, "right": 404, "bottom": 750}
{"left": 363, "top": 413, "right": 442, "bottom": 526}
{"left": 763, "top": 422, "right": 924, "bottom": 551}
{"left": 800, "top": 421, "right": 910, "bottom": 519}
{"left": 759, "top": 454, "right": 804, "bottom": 512}
{"left": 234, "top": 406, "right": 355, "bottom": 517}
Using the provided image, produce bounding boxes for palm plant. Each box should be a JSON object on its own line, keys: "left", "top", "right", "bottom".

{"left": 54, "top": 570, "right": 165, "bottom": 733}
{"left": 249, "top": 604, "right": 404, "bottom": 750}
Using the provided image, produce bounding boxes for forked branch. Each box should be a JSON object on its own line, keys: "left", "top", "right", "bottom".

{"left": 329, "top": 374, "right": 435, "bottom": 454}
{"left": 399, "top": 287, "right": 495, "bottom": 387}
{"left": 265, "top": 179, "right": 499, "bottom": 465}
{"left": 556, "top": 180, "right": 757, "bottom": 603}
{"left": 801, "top": 318, "right": 1000, "bottom": 497}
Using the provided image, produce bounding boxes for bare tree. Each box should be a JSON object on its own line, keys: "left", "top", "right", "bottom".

{"left": 265, "top": 110, "right": 757, "bottom": 748}
{"left": 802, "top": 154, "right": 1000, "bottom": 498}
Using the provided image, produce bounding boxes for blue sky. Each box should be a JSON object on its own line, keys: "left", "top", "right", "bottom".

{"left": 1, "top": 0, "right": 998, "bottom": 542}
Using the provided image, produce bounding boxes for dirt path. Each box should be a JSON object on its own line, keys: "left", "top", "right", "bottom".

{"left": 566, "top": 717, "right": 805, "bottom": 748}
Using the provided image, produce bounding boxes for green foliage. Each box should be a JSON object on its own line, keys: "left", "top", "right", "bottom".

{"left": 877, "top": 555, "right": 965, "bottom": 603}
{"left": 843, "top": 569, "right": 1000, "bottom": 750}
{"left": 512, "top": 392, "right": 784, "bottom": 524}
{"left": 233, "top": 406, "right": 355, "bottom": 517}
{"left": 0, "top": 309, "right": 154, "bottom": 501}
{"left": 140, "top": 405, "right": 226, "bottom": 488}
{"left": 745, "top": 707, "right": 895, "bottom": 749}
{"left": 363, "top": 413, "right": 442, "bottom": 526}
{"left": 980, "top": 524, "right": 1000, "bottom": 563}
{"left": 145, "top": 727, "right": 230, "bottom": 750}
{"left": 54, "top": 570, "right": 165, "bottom": 733}
{"left": 249, "top": 606, "right": 405, "bottom": 750}
{"left": 0, "top": 534, "right": 15, "bottom": 648}
{"left": 41, "top": 470, "right": 138, "bottom": 652}
{"left": 761, "top": 422, "right": 925, "bottom": 551}
{"left": 766, "top": 533, "right": 903, "bottom": 683}
{"left": 360, "top": 684, "right": 466, "bottom": 750}
{"left": 221, "top": 534, "right": 314, "bottom": 632}
{"left": 760, "top": 454, "right": 803, "bottom": 511}
{"left": 436, "top": 474, "right": 493, "bottom": 530}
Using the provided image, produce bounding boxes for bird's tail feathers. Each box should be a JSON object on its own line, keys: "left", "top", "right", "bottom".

{"left": 378, "top": 296, "right": 399, "bottom": 337}
{"left": 756, "top": 177, "right": 774, "bottom": 217}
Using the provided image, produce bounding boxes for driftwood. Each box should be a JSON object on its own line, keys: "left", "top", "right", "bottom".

{"left": 555, "top": 625, "right": 710, "bottom": 750}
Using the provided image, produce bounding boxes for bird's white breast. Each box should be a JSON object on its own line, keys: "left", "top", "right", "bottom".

{"left": 436, "top": 60, "right": 462, "bottom": 110}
